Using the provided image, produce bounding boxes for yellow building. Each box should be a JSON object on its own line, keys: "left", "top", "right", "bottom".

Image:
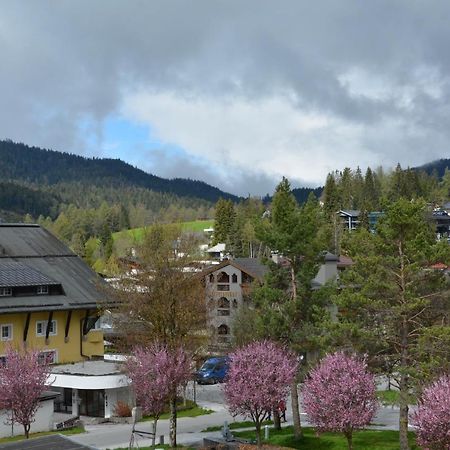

{"left": 0, "top": 224, "right": 131, "bottom": 419}
{"left": 0, "top": 224, "right": 104, "bottom": 362}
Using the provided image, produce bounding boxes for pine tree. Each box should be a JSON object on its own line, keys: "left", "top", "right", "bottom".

{"left": 213, "top": 199, "right": 235, "bottom": 245}
{"left": 336, "top": 198, "right": 450, "bottom": 450}
{"left": 323, "top": 173, "right": 341, "bottom": 218}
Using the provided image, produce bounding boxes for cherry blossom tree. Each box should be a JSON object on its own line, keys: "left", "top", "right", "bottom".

{"left": 412, "top": 375, "right": 450, "bottom": 450}
{"left": 303, "top": 352, "right": 378, "bottom": 450}
{"left": 126, "top": 343, "right": 191, "bottom": 447}
{"left": 0, "top": 346, "right": 50, "bottom": 438}
{"left": 224, "top": 340, "right": 298, "bottom": 447}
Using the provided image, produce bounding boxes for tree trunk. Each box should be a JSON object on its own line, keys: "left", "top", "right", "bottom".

{"left": 290, "top": 381, "right": 302, "bottom": 438}
{"left": 24, "top": 424, "right": 30, "bottom": 439}
{"left": 169, "top": 396, "right": 177, "bottom": 447}
{"left": 273, "top": 409, "right": 281, "bottom": 430}
{"left": 289, "top": 264, "right": 297, "bottom": 300}
{"left": 399, "top": 367, "right": 410, "bottom": 450}
{"left": 152, "top": 419, "right": 157, "bottom": 447}
{"left": 255, "top": 420, "right": 262, "bottom": 448}
{"left": 345, "top": 430, "right": 353, "bottom": 450}
{"left": 398, "top": 242, "right": 410, "bottom": 450}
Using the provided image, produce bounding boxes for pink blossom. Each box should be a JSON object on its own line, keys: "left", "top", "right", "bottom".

{"left": 0, "top": 346, "right": 50, "bottom": 438}
{"left": 126, "top": 343, "right": 191, "bottom": 446}
{"left": 224, "top": 340, "right": 298, "bottom": 445}
{"left": 303, "top": 352, "right": 378, "bottom": 449}
{"left": 412, "top": 375, "right": 450, "bottom": 450}
{"left": 127, "top": 344, "right": 191, "bottom": 416}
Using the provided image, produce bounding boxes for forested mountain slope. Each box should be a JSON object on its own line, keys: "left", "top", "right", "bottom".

{"left": 416, "top": 158, "right": 450, "bottom": 177}
{"left": 0, "top": 139, "right": 238, "bottom": 203}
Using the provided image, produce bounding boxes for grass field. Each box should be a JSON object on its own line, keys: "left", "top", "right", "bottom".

{"left": 113, "top": 219, "right": 214, "bottom": 243}
{"left": 141, "top": 404, "right": 213, "bottom": 422}
{"left": 233, "top": 426, "right": 420, "bottom": 449}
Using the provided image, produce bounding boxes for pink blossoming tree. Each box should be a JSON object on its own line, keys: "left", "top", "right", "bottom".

{"left": 0, "top": 346, "right": 50, "bottom": 438}
{"left": 303, "top": 352, "right": 378, "bottom": 450}
{"left": 224, "top": 340, "right": 298, "bottom": 447}
{"left": 126, "top": 343, "right": 191, "bottom": 447}
{"left": 412, "top": 375, "right": 450, "bottom": 450}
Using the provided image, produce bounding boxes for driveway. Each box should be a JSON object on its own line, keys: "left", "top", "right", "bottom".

{"left": 70, "top": 382, "right": 405, "bottom": 449}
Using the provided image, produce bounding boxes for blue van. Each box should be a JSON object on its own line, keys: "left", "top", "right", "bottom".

{"left": 195, "top": 356, "right": 229, "bottom": 384}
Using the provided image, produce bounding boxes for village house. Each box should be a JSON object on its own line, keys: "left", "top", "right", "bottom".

{"left": 202, "top": 253, "right": 349, "bottom": 349}
{"left": 0, "top": 223, "right": 131, "bottom": 422}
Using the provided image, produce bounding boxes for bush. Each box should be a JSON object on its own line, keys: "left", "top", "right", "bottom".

{"left": 113, "top": 401, "right": 132, "bottom": 417}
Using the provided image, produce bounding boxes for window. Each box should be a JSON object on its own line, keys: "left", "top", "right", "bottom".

{"left": 217, "top": 272, "right": 230, "bottom": 283}
{"left": 232, "top": 273, "right": 238, "bottom": 283}
{"left": 36, "top": 320, "right": 57, "bottom": 337}
{"left": 218, "top": 297, "right": 230, "bottom": 309}
{"left": 0, "top": 324, "right": 12, "bottom": 341}
{"left": 38, "top": 350, "right": 57, "bottom": 365}
{"left": 36, "top": 285, "right": 49, "bottom": 295}
{"left": 218, "top": 298, "right": 231, "bottom": 316}
{"left": 218, "top": 324, "right": 229, "bottom": 335}
{"left": 0, "top": 356, "right": 6, "bottom": 367}
{"left": 0, "top": 287, "right": 12, "bottom": 297}
{"left": 217, "top": 284, "right": 230, "bottom": 291}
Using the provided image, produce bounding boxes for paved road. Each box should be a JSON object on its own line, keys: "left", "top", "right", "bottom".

{"left": 70, "top": 382, "right": 406, "bottom": 449}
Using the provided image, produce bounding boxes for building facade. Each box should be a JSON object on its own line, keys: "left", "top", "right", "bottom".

{"left": 0, "top": 224, "right": 129, "bottom": 419}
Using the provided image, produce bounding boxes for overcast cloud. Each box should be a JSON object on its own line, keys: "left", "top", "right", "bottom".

{"left": 1, "top": 1, "right": 450, "bottom": 195}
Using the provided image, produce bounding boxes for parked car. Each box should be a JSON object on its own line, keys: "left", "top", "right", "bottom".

{"left": 195, "top": 356, "right": 229, "bottom": 384}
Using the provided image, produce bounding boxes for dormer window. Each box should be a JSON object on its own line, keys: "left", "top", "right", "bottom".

{"left": 37, "top": 285, "right": 49, "bottom": 295}
{"left": 0, "top": 287, "right": 12, "bottom": 297}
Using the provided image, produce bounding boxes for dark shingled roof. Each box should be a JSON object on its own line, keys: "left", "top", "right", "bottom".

{"left": 0, "top": 224, "right": 106, "bottom": 313}
{"left": 201, "top": 257, "right": 268, "bottom": 280}
{"left": 0, "top": 260, "right": 59, "bottom": 287}
{"left": 232, "top": 258, "right": 268, "bottom": 279}
{"left": 0, "top": 434, "right": 97, "bottom": 449}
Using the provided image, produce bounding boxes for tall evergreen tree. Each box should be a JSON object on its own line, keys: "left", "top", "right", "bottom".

{"left": 255, "top": 181, "right": 326, "bottom": 438}
{"left": 213, "top": 198, "right": 236, "bottom": 245}
{"left": 323, "top": 173, "right": 341, "bottom": 218}
{"left": 336, "top": 198, "right": 450, "bottom": 450}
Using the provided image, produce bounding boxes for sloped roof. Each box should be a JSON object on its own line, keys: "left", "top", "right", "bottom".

{"left": 0, "top": 224, "right": 106, "bottom": 313}
{"left": 339, "top": 210, "right": 360, "bottom": 217}
{"left": 201, "top": 257, "right": 268, "bottom": 280}
{"left": 207, "top": 243, "right": 226, "bottom": 253}
{"left": 0, "top": 260, "right": 59, "bottom": 287}
{"left": 233, "top": 257, "right": 268, "bottom": 279}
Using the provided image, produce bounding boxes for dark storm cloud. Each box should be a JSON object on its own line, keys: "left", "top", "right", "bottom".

{"left": 1, "top": 0, "right": 450, "bottom": 192}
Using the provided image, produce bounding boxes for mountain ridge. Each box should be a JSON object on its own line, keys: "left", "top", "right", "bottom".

{"left": 0, "top": 139, "right": 239, "bottom": 203}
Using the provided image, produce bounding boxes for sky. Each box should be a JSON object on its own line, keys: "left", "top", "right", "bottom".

{"left": 1, "top": 1, "right": 450, "bottom": 196}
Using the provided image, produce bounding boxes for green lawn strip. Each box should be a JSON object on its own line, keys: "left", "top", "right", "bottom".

{"left": 180, "top": 219, "right": 214, "bottom": 232}
{"left": 0, "top": 426, "right": 85, "bottom": 444}
{"left": 113, "top": 220, "right": 214, "bottom": 243}
{"left": 141, "top": 404, "right": 214, "bottom": 422}
{"left": 202, "top": 420, "right": 273, "bottom": 432}
{"left": 376, "top": 389, "right": 416, "bottom": 407}
{"left": 233, "top": 426, "right": 419, "bottom": 449}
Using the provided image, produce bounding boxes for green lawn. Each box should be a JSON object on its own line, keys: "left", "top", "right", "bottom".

{"left": 233, "top": 426, "right": 420, "bottom": 449}
{"left": 113, "top": 219, "right": 214, "bottom": 243}
{"left": 0, "top": 426, "right": 85, "bottom": 444}
{"left": 376, "top": 389, "right": 416, "bottom": 407}
{"left": 140, "top": 401, "right": 213, "bottom": 422}
{"left": 377, "top": 390, "right": 400, "bottom": 406}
